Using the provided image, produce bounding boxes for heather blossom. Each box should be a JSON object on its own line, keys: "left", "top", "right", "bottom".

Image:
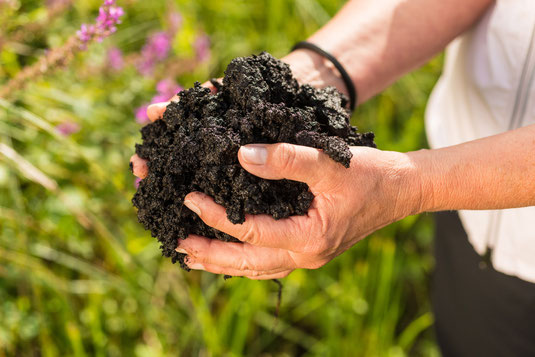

{"left": 135, "top": 79, "right": 183, "bottom": 124}
{"left": 136, "top": 32, "right": 172, "bottom": 75}
{"left": 155, "top": 79, "right": 183, "bottom": 101}
{"left": 135, "top": 105, "right": 150, "bottom": 124}
{"left": 107, "top": 47, "right": 124, "bottom": 70}
{"left": 0, "top": 0, "right": 16, "bottom": 8}
{"left": 56, "top": 121, "right": 81, "bottom": 136}
{"left": 168, "top": 11, "right": 183, "bottom": 34}
{"left": 46, "top": 0, "right": 71, "bottom": 9}
{"left": 133, "top": 9, "right": 183, "bottom": 77}
{"left": 76, "top": 0, "right": 124, "bottom": 49}
{"left": 194, "top": 34, "right": 211, "bottom": 63}
{"left": 0, "top": 0, "right": 125, "bottom": 99}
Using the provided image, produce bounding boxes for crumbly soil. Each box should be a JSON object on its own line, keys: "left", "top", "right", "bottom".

{"left": 132, "top": 52, "right": 375, "bottom": 269}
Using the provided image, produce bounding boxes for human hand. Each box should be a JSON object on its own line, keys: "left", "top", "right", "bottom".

{"left": 281, "top": 50, "right": 350, "bottom": 101}
{"left": 175, "top": 143, "right": 425, "bottom": 279}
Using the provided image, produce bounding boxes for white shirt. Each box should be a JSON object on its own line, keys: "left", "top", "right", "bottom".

{"left": 425, "top": 0, "right": 535, "bottom": 283}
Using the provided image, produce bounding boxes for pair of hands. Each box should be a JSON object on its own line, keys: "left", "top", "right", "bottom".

{"left": 130, "top": 79, "right": 426, "bottom": 280}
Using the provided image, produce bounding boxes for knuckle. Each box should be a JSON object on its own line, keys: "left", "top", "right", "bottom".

{"left": 204, "top": 211, "right": 229, "bottom": 231}
{"left": 304, "top": 258, "right": 329, "bottom": 270}
{"left": 307, "top": 236, "right": 331, "bottom": 256}
{"left": 303, "top": 209, "right": 333, "bottom": 256}
{"left": 240, "top": 224, "right": 261, "bottom": 245}
{"left": 247, "top": 270, "right": 263, "bottom": 278}
{"left": 213, "top": 215, "right": 229, "bottom": 230}
{"left": 308, "top": 204, "right": 332, "bottom": 238}
{"left": 238, "top": 256, "right": 254, "bottom": 271}
{"left": 194, "top": 239, "right": 213, "bottom": 263}
{"left": 274, "top": 143, "right": 298, "bottom": 173}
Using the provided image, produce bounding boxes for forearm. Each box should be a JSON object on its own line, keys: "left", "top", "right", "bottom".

{"left": 412, "top": 124, "right": 535, "bottom": 212}
{"left": 283, "top": 0, "right": 493, "bottom": 103}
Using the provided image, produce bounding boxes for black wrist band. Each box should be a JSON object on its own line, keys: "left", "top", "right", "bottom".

{"left": 291, "top": 41, "right": 357, "bottom": 111}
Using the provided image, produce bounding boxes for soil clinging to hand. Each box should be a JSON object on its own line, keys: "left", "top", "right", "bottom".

{"left": 132, "top": 52, "right": 375, "bottom": 269}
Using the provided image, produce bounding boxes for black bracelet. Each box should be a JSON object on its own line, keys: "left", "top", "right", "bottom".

{"left": 291, "top": 41, "right": 357, "bottom": 111}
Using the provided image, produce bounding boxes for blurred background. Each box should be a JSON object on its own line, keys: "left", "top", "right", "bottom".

{"left": 0, "top": 0, "right": 442, "bottom": 356}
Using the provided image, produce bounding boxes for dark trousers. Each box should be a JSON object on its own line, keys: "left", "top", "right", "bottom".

{"left": 432, "top": 211, "right": 535, "bottom": 357}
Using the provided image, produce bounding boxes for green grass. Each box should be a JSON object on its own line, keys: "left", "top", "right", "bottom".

{"left": 0, "top": 1, "right": 442, "bottom": 355}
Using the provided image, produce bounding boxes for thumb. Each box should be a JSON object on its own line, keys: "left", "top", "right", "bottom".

{"left": 237, "top": 143, "right": 338, "bottom": 187}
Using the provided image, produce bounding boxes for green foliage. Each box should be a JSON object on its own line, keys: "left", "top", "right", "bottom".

{"left": 0, "top": 0, "right": 442, "bottom": 356}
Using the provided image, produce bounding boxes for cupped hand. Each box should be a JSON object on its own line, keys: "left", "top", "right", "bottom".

{"left": 175, "top": 143, "right": 425, "bottom": 279}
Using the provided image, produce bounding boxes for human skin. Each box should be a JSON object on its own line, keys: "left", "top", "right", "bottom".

{"left": 130, "top": 0, "right": 535, "bottom": 279}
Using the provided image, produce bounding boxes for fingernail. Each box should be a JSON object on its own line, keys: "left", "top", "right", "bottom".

{"left": 184, "top": 199, "right": 201, "bottom": 216}
{"left": 130, "top": 160, "right": 138, "bottom": 173}
{"left": 188, "top": 262, "right": 205, "bottom": 270}
{"left": 175, "top": 247, "right": 188, "bottom": 254}
{"left": 240, "top": 145, "right": 268, "bottom": 165}
{"left": 147, "top": 102, "right": 169, "bottom": 111}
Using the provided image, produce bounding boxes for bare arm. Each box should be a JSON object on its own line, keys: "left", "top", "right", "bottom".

{"left": 283, "top": 0, "right": 493, "bottom": 103}
{"left": 131, "top": 0, "right": 535, "bottom": 279}
{"left": 415, "top": 124, "right": 535, "bottom": 212}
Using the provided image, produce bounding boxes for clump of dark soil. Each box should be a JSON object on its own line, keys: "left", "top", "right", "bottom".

{"left": 132, "top": 52, "right": 375, "bottom": 269}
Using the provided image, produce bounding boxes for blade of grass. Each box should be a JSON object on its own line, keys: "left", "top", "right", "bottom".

{"left": 398, "top": 312, "right": 434, "bottom": 352}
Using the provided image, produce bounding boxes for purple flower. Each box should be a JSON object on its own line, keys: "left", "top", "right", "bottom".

{"left": 135, "top": 80, "right": 183, "bottom": 124}
{"left": 156, "top": 79, "right": 183, "bottom": 99}
{"left": 134, "top": 177, "right": 142, "bottom": 188}
{"left": 77, "top": 24, "right": 94, "bottom": 43}
{"left": 156, "top": 78, "right": 174, "bottom": 94}
{"left": 107, "top": 47, "right": 124, "bottom": 70}
{"left": 77, "top": 0, "right": 124, "bottom": 49}
{"left": 168, "top": 11, "right": 183, "bottom": 34}
{"left": 136, "top": 32, "right": 172, "bottom": 76}
{"left": 135, "top": 105, "right": 150, "bottom": 124}
{"left": 150, "top": 94, "right": 169, "bottom": 104}
{"left": 0, "top": 0, "right": 15, "bottom": 7}
{"left": 194, "top": 34, "right": 211, "bottom": 63}
{"left": 56, "top": 121, "right": 80, "bottom": 136}
{"left": 152, "top": 79, "right": 182, "bottom": 103}
{"left": 152, "top": 33, "right": 171, "bottom": 60}
{"left": 46, "top": 0, "right": 71, "bottom": 9}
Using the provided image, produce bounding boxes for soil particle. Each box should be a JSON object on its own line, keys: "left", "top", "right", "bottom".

{"left": 132, "top": 52, "right": 375, "bottom": 269}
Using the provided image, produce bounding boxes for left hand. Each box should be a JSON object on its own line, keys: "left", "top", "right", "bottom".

{"left": 176, "top": 143, "right": 425, "bottom": 279}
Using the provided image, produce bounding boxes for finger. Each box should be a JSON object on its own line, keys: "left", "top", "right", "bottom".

{"left": 130, "top": 154, "right": 148, "bottom": 178}
{"left": 146, "top": 81, "right": 218, "bottom": 122}
{"left": 187, "top": 261, "right": 292, "bottom": 280}
{"left": 177, "top": 234, "right": 298, "bottom": 272}
{"left": 237, "top": 143, "right": 342, "bottom": 189}
{"left": 202, "top": 80, "right": 218, "bottom": 94}
{"left": 147, "top": 102, "right": 170, "bottom": 122}
{"left": 245, "top": 270, "right": 292, "bottom": 280}
{"left": 183, "top": 192, "right": 310, "bottom": 251}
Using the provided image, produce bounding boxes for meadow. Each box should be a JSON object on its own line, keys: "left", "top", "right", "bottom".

{"left": 0, "top": 1, "right": 442, "bottom": 355}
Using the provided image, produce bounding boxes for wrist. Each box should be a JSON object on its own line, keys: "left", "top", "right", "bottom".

{"left": 282, "top": 49, "right": 348, "bottom": 96}
{"left": 405, "top": 149, "right": 440, "bottom": 214}
{"left": 384, "top": 150, "right": 427, "bottom": 219}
